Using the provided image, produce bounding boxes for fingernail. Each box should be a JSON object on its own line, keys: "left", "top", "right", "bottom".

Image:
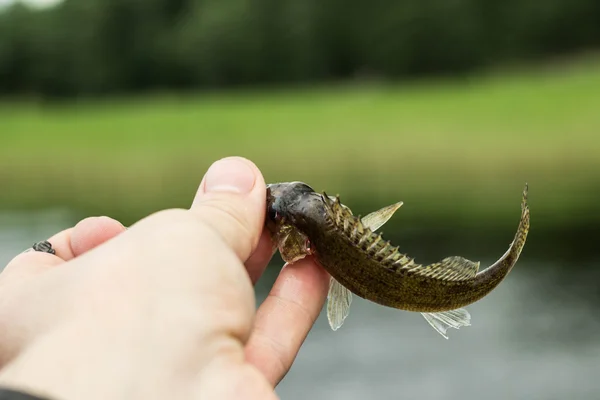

{"left": 204, "top": 157, "right": 256, "bottom": 194}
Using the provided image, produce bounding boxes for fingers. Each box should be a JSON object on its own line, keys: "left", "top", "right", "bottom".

{"left": 3, "top": 230, "right": 73, "bottom": 277}
{"left": 45, "top": 216, "right": 125, "bottom": 260}
{"left": 4, "top": 228, "right": 76, "bottom": 275}
{"left": 70, "top": 216, "right": 126, "bottom": 257}
{"left": 190, "top": 157, "right": 267, "bottom": 263}
{"left": 194, "top": 361, "right": 279, "bottom": 400}
{"left": 74, "top": 157, "right": 268, "bottom": 342}
{"left": 46, "top": 228, "right": 75, "bottom": 260}
{"left": 244, "top": 257, "right": 330, "bottom": 386}
{"left": 245, "top": 229, "right": 276, "bottom": 285}
{"left": 2, "top": 217, "right": 125, "bottom": 278}
{"left": 2, "top": 251, "right": 64, "bottom": 278}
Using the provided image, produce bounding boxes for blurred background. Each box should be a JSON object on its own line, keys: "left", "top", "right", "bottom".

{"left": 1, "top": 0, "right": 599, "bottom": 398}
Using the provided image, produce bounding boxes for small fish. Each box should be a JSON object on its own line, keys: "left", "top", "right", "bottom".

{"left": 265, "top": 182, "right": 530, "bottom": 339}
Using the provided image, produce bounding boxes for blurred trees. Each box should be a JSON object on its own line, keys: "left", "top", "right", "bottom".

{"left": 1, "top": 0, "right": 599, "bottom": 97}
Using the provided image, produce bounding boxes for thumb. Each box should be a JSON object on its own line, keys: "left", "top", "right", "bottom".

{"left": 190, "top": 157, "right": 267, "bottom": 262}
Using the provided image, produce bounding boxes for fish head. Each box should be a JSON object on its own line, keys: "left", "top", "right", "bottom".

{"left": 266, "top": 182, "right": 317, "bottom": 263}
{"left": 266, "top": 181, "right": 315, "bottom": 230}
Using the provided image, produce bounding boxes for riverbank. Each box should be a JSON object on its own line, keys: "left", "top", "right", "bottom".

{"left": 1, "top": 59, "right": 598, "bottom": 230}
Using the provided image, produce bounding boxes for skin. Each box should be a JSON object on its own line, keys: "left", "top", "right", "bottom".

{"left": 266, "top": 181, "right": 530, "bottom": 313}
{"left": 0, "top": 157, "right": 330, "bottom": 400}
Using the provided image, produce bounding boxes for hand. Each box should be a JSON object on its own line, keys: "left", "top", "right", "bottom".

{"left": 0, "top": 157, "right": 330, "bottom": 400}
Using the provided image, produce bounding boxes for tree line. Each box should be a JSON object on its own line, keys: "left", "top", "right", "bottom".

{"left": 1, "top": 0, "right": 599, "bottom": 97}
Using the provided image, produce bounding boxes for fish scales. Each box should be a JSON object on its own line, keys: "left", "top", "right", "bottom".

{"left": 265, "top": 181, "right": 530, "bottom": 337}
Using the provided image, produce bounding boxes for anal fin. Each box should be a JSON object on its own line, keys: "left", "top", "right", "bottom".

{"left": 421, "top": 308, "right": 471, "bottom": 339}
{"left": 327, "top": 277, "right": 353, "bottom": 331}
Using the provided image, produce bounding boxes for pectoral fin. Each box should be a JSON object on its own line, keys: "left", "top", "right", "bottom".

{"left": 361, "top": 202, "right": 403, "bottom": 231}
{"left": 276, "top": 225, "right": 311, "bottom": 264}
{"left": 421, "top": 308, "right": 471, "bottom": 339}
{"left": 327, "top": 277, "right": 353, "bottom": 331}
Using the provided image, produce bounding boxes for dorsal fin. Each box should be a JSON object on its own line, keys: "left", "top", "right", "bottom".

{"left": 321, "top": 192, "right": 413, "bottom": 268}
{"left": 404, "top": 256, "right": 480, "bottom": 281}
{"left": 323, "top": 192, "right": 355, "bottom": 224}
{"left": 321, "top": 193, "right": 479, "bottom": 282}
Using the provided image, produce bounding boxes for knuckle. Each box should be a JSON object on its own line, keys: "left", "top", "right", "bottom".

{"left": 130, "top": 208, "right": 226, "bottom": 259}
{"left": 139, "top": 199, "right": 260, "bottom": 260}
{"left": 247, "top": 331, "right": 289, "bottom": 383}
{"left": 143, "top": 208, "right": 211, "bottom": 240}
{"left": 193, "top": 199, "right": 256, "bottom": 258}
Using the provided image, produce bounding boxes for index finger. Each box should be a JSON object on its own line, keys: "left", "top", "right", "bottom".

{"left": 244, "top": 257, "right": 330, "bottom": 386}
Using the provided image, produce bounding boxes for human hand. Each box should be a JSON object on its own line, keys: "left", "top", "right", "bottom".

{"left": 0, "top": 157, "right": 330, "bottom": 400}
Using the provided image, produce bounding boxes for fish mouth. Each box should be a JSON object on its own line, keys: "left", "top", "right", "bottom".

{"left": 265, "top": 184, "right": 279, "bottom": 234}
{"left": 265, "top": 185, "right": 275, "bottom": 219}
{"left": 265, "top": 181, "right": 316, "bottom": 236}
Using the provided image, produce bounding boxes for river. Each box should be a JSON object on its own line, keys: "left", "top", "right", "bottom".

{"left": 1, "top": 210, "right": 598, "bottom": 400}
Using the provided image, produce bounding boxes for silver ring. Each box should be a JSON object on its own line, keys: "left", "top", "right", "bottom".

{"left": 30, "top": 240, "right": 56, "bottom": 255}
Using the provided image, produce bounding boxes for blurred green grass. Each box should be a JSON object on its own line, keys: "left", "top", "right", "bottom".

{"left": 1, "top": 60, "right": 599, "bottom": 229}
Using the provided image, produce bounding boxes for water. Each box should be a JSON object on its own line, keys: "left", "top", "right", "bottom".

{"left": 1, "top": 212, "right": 599, "bottom": 400}
{"left": 271, "top": 270, "right": 600, "bottom": 400}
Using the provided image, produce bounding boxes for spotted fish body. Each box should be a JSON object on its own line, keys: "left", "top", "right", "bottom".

{"left": 265, "top": 182, "right": 530, "bottom": 338}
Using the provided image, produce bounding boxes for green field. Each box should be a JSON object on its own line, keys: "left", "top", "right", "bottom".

{"left": 1, "top": 60, "right": 599, "bottom": 229}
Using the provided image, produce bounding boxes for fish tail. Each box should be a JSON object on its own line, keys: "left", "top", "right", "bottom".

{"left": 474, "top": 183, "right": 530, "bottom": 291}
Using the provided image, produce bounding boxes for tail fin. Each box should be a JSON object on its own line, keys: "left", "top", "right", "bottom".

{"left": 473, "top": 183, "right": 530, "bottom": 292}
